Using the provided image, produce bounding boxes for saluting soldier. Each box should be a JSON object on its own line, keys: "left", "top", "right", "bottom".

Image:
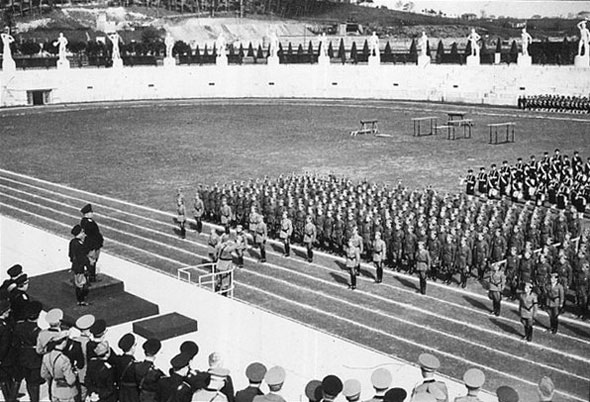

{"left": 115, "top": 333, "right": 139, "bottom": 402}
{"left": 415, "top": 241, "right": 431, "bottom": 295}
{"left": 488, "top": 264, "right": 506, "bottom": 316}
{"left": 303, "top": 216, "right": 317, "bottom": 263}
{"left": 546, "top": 273, "right": 565, "bottom": 334}
{"left": 254, "top": 217, "right": 268, "bottom": 263}
{"left": 279, "top": 211, "right": 293, "bottom": 258}
{"left": 220, "top": 198, "right": 233, "bottom": 234}
{"left": 519, "top": 282, "right": 538, "bottom": 342}
{"left": 372, "top": 231, "right": 386, "bottom": 284}
{"left": 80, "top": 204, "right": 104, "bottom": 283}
{"left": 194, "top": 193, "right": 205, "bottom": 234}
{"left": 345, "top": 238, "right": 361, "bottom": 291}
{"left": 69, "top": 224, "right": 90, "bottom": 306}
{"left": 411, "top": 353, "right": 448, "bottom": 402}
{"left": 40, "top": 332, "right": 78, "bottom": 402}
{"left": 208, "top": 229, "right": 221, "bottom": 263}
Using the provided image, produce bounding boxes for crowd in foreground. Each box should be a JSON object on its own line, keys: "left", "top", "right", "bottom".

{"left": 176, "top": 171, "right": 590, "bottom": 322}
{"left": 0, "top": 264, "right": 560, "bottom": 402}
{"left": 465, "top": 149, "right": 590, "bottom": 213}
{"left": 517, "top": 95, "right": 590, "bottom": 113}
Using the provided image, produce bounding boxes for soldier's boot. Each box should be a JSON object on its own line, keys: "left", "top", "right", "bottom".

{"left": 460, "top": 273, "right": 467, "bottom": 288}
{"left": 308, "top": 248, "right": 313, "bottom": 263}
{"left": 180, "top": 223, "right": 186, "bottom": 239}
{"left": 239, "top": 256, "right": 244, "bottom": 268}
{"left": 260, "top": 246, "right": 266, "bottom": 263}
{"left": 284, "top": 242, "right": 290, "bottom": 257}
{"left": 376, "top": 265, "right": 383, "bottom": 283}
{"left": 350, "top": 270, "right": 357, "bottom": 290}
{"left": 26, "top": 383, "right": 40, "bottom": 402}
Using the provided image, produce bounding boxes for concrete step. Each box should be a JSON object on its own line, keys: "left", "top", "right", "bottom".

{"left": 133, "top": 312, "right": 198, "bottom": 341}
{"left": 60, "top": 271, "right": 125, "bottom": 298}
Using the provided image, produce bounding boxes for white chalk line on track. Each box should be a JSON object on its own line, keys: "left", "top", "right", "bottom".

{"left": 2, "top": 189, "right": 590, "bottom": 380}
{"left": 1, "top": 168, "right": 589, "bottom": 333}
{"left": 1, "top": 98, "right": 589, "bottom": 124}
{"left": 3, "top": 180, "right": 590, "bottom": 354}
{"left": 0, "top": 201, "right": 586, "bottom": 402}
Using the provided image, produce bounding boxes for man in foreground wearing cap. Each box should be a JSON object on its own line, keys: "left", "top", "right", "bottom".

{"left": 0, "top": 293, "right": 18, "bottom": 402}
{"left": 453, "top": 368, "right": 485, "bottom": 402}
{"left": 0, "top": 264, "right": 26, "bottom": 292}
{"left": 36, "top": 308, "right": 64, "bottom": 355}
{"left": 13, "top": 301, "right": 43, "bottom": 402}
{"left": 9, "top": 273, "right": 30, "bottom": 323}
{"left": 115, "top": 333, "right": 139, "bottom": 402}
{"left": 412, "top": 353, "right": 448, "bottom": 402}
{"left": 181, "top": 341, "right": 208, "bottom": 392}
{"left": 253, "top": 366, "right": 286, "bottom": 402}
{"left": 365, "top": 368, "right": 392, "bottom": 402}
{"left": 86, "top": 341, "right": 117, "bottom": 402}
{"left": 537, "top": 376, "right": 554, "bottom": 402}
{"left": 496, "top": 385, "right": 519, "bottom": 402}
{"left": 384, "top": 388, "right": 407, "bottom": 402}
{"left": 157, "top": 353, "right": 193, "bottom": 402}
{"left": 134, "top": 339, "right": 164, "bottom": 402}
{"left": 193, "top": 368, "right": 229, "bottom": 402}
{"left": 519, "top": 282, "right": 538, "bottom": 342}
{"left": 546, "top": 273, "right": 565, "bottom": 334}
{"left": 235, "top": 362, "right": 267, "bottom": 402}
{"left": 73, "top": 314, "right": 96, "bottom": 402}
{"left": 321, "top": 375, "right": 343, "bottom": 402}
{"left": 208, "top": 352, "right": 235, "bottom": 402}
{"left": 40, "top": 331, "right": 78, "bottom": 402}
{"left": 342, "top": 379, "right": 361, "bottom": 402}
{"left": 69, "top": 224, "right": 90, "bottom": 306}
{"left": 80, "top": 203, "right": 104, "bottom": 283}
{"left": 304, "top": 379, "right": 322, "bottom": 402}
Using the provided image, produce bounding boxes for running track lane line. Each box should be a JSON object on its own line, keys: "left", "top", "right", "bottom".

{"left": 3, "top": 184, "right": 590, "bottom": 356}
{"left": 2, "top": 191, "right": 589, "bottom": 379}
{"left": 0, "top": 202, "right": 586, "bottom": 402}
{"left": 2, "top": 170, "right": 589, "bottom": 333}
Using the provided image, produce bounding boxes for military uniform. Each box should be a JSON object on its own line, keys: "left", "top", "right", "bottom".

{"left": 69, "top": 225, "right": 89, "bottom": 306}
{"left": 194, "top": 196, "right": 205, "bottom": 233}
{"left": 86, "top": 353, "right": 117, "bottom": 402}
{"left": 303, "top": 220, "right": 317, "bottom": 263}
{"left": 0, "top": 306, "right": 17, "bottom": 402}
{"left": 216, "top": 239, "right": 237, "bottom": 294}
{"left": 453, "top": 368, "right": 485, "bottom": 402}
{"left": 372, "top": 236, "right": 386, "bottom": 283}
{"left": 255, "top": 220, "right": 268, "bottom": 263}
{"left": 208, "top": 231, "right": 221, "bottom": 263}
{"left": 177, "top": 201, "right": 187, "bottom": 239}
{"left": 12, "top": 302, "right": 43, "bottom": 402}
{"left": 415, "top": 246, "right": 431, "bottom": 295}
{"left": 157, "top": 373, "right": 193, "bottom": 402}
{"left": 488, "top": 269, "right": 506, "bottom": 316}
{"left": 80, "top": 204, "right": 104, "bottom": 282}
{"left": 546, "top": 277, "right": 565, "bottom": 334}
{"left": 346, "top": 244, "right": 360, "bottom": 290}
{"left": 135, "top": 360, "right": 163, "bottom": 402}
{"left": 279, "top": 216, "right": 293, "bottom": 257}
{"left": 519, "top": 288, "right": 538, "bottom": 342}
{"left": 40, "top": 345, "right": 78, "bottom": 402}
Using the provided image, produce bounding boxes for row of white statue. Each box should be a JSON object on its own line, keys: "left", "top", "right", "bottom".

{"left": 2, "top": 19, "right": 590, "bottom": 72}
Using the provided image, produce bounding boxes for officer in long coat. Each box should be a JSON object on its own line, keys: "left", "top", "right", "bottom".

{"left": 372, "top": 231, "right": 386, "bottom": 284}
{"left": 69, "top": 224, "right": 90, "bottom": 306}
{"left": 303, "top": 216, "right": 317, "bottom": 263}
{"left": 80, "top": 204, "right": 104, "bottom": 283}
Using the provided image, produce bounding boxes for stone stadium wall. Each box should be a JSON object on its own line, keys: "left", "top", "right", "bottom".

{"left": 0, "top": 64, "right": 589, "bottom": 107}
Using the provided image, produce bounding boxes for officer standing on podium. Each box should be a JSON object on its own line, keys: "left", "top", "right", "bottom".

{"left": 80, "top": 204, "right": 104, "bottom": 283}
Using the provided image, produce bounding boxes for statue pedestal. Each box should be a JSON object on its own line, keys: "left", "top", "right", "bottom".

{"left": 318, "top": 54, "right": 330, "bottom": 66}
{"left": 216, "top": 55, "right": 228, "bottom": 66}
{"left": 2, "top": 58, "right": 16, "bottom": 74}
{"left": 417, "top": 54, "right": 430, "bottom": 67}
{"left": 574, "top": 54, "right": 590, "bottom": 68}
{"left": 57, "top": 58, "right": 70, "bottom": 70}
{"left": 163, "top": 57, "right": 176, "bottom": 68}
{"left": 112, "top": 58, "right": 123, "bottom": 69}
{"left": 368, "top": 55, "right": 380, "bottom": 67}
{"left": 466, "top": 55, "right": 480, "bottom": 66}
{"left": 267, "top": 56, "right": 279, "bottom": 67}
{"left": 494, "top": 53, "right": 501, "bottom": 64}
{"left": 517, "top": 54, "right": 532, "bottom": 67}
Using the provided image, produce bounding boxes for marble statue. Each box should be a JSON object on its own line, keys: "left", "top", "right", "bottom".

{"left": 165, "top": 32, "right": 174, "bottom": 59}
{"left": 467, "top": 28, "right": 481, "bottom": 57}
{"left": 577, "top": 19, "right": 590, "bottom": 56}
{"left": 418, "top": 32, "right": 428, "bottom": 57}
{"left": 521, "top": 28, "right": 532, "bottom": 56}
{"left": 216, "top": 33, "right": 226, "bottom": 57}
{"left": 53, "top": 33, "right": 68, "bottom": 61}
{"left": 268, "top": 30, "right": 279, "bottom": 58}
{"left": 108, "top": 32, "right": 121, "bottom": 60}
{"left": 1, "top": 27, "right": 15, "bottom": 63}
{"left": 369, "top": 31, "right": 380, "bottom": 57}
{"left": 319, "top": 32, "right": 328, "bottom": 57}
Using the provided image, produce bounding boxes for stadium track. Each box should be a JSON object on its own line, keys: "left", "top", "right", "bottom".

{"left": 1, "top": 169, "right": 589, "bottom": 402}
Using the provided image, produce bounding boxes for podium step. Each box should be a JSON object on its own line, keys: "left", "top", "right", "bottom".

{"left": 60, "top": 271, "right": 125, "bottom": 298}
{"left": 133, "top": 312, "right": 198, "bottom": 341}
{"left": 29, "top": 269, "right": 159, "bottom": 328}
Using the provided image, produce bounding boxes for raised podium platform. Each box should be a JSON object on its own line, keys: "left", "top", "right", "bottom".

{"left": 133, "top": 312, "right": 198, "bottom": 341}
{"left": 29, "top": 269, "right": 159, "bottom": 327}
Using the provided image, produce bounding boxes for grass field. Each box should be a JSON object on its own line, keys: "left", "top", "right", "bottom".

{"left": 1, "top": 99, "right": 590, "bottom": 401}
{"left": 1, "top": 99, "right": 590, "bottom": 212}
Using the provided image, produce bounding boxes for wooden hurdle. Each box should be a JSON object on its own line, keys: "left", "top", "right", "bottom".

{"left": 411, "top": 116, "right": 438, "bottom": 136}
{"left": 488, "top": 122, "right": 515, "bottom": 145}
{"left": 350, "top": 120, "right": 379, "bottom": 136}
